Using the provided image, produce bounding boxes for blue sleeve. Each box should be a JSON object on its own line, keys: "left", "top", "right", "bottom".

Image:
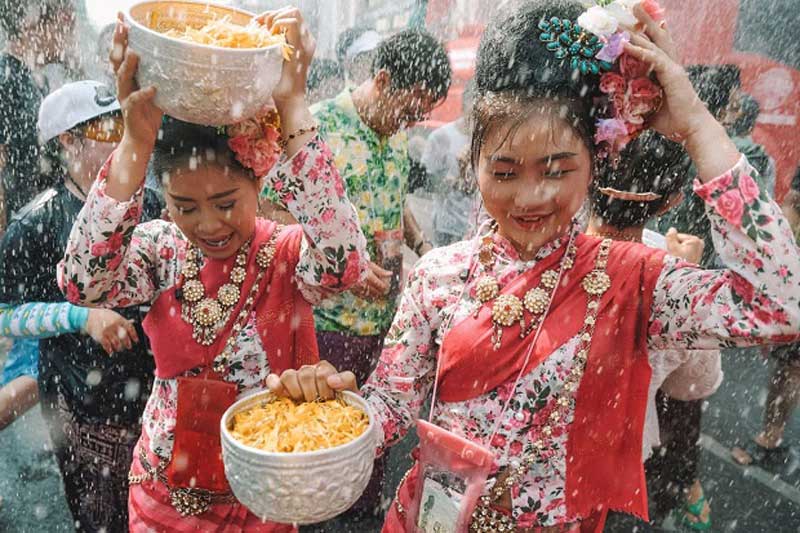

{"left": 0, "top": 302, "right": 89, "bottom": 339}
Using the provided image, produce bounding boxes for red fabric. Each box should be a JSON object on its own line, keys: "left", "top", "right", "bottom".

{"left": 128, "top": 433, "right": 296, "bottom": 532}
{"left": 143, "top": 219, "right": 319, "bottom": 379}
{"left": 397, "top": 235, "right": 665, "bottom": 528}
{"left": 166, "top": 373, "right": 238, "bottom": 492}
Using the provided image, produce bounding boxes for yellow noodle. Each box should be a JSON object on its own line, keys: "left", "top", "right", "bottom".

{"left": 230, "top": 397, "right": 369, "bottom": 453}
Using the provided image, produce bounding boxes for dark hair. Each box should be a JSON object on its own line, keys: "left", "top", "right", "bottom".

{"left": 589, "top": 130, "right": 691, "bottom": 229}
{"left": 307, "top": 59, "right": 344, "bottom": 92}
{"left": 152, "top": 117, "right": 251, "bottom": 184}
{"left": 687, "top": 64, "right": 741, "bottom": 118}
{"left": 335, "top": 26, "right": 374, "bottom": 64}
{"left": 0, "top": 0, "right": 72, "bottom": 38}
{"left": 729, "top": 93, "right": 760, "bottom": 137}
{"left": 371, "top": 29, "right": 452, "bottom": 101}
{"left": 471, "top": 0, "right": 602, "bottom": 169}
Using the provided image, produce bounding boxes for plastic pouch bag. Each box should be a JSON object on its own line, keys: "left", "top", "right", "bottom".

{"left": 406, "top": 419, "right": 495, "bottom": 533}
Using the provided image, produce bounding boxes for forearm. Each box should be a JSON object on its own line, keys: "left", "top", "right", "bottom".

{"left": 0, "top": 302, "right": 88, "bottom": 339}
{"left": 274, "top": 97, "right": 316, "bottom": 159}
{"left": 403, "top": 205, "right": 429, "bottom": 252}
{"left": 105, "top": 138, "right": 152, "bottom": 202}
{"left": 684, "top": 112, "right": 742, "bottom": 184}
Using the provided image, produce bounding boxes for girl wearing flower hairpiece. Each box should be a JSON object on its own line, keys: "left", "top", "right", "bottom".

{"left": 267, "top": 1, "right": 800, "bottom": 531}
{"left": 58, "top": 7, "right": 368, "bottom": 532}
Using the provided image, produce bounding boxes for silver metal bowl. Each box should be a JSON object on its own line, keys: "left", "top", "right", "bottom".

{"left": 125, "top": 1, "right": 284, "bottom": 126}
{"left": 220, "top": 390, "right": 379, "bottom": 525}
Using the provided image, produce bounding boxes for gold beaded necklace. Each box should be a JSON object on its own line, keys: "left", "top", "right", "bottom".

{"left": 474, "top": 231, "right": 579, "bottom": 349}
{"left": 179, "top": 235, "right": 278, "bottom": 347}
{"left": 469, "top": 238, "right": 612, "bottom": 532}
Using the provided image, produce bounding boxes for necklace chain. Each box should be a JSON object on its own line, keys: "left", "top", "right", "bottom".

{"left": 469, "top": 239, "right": 612, "bottom": 532}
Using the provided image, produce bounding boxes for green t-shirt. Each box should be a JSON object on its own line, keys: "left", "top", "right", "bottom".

{"left": 263, "top": 90, "right": 410, "bottom": 336}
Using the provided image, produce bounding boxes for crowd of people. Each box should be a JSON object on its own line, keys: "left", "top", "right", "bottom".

{"left": 0, "top": 0, "right": 798, "bottom": 532}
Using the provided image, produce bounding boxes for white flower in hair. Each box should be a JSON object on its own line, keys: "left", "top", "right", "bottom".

{"left": 602, "top": 0, "right": 640, "bottom": 26}
{"left": 578, "top": 6, "right": 619, "bottom": 37}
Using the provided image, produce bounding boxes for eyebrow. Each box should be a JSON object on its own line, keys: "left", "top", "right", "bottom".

{"left": 489, "top": 152, "right": 578, "bottom": 165}
{"left": 169, "top": 188, "right": 240, "bottom": 202}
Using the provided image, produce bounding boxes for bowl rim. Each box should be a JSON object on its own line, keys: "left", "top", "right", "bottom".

{"left": 125, "top": 0, "right": 285, "bottom": 54}
{"left": 221, "top": 389, "right": 377, "bottom": 460}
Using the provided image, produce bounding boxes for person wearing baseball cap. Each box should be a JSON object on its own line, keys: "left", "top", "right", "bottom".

{"left": 0, "top": 80, "right": 161, "bottom": 532}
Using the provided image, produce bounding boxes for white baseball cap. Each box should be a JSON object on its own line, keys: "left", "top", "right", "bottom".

{"left": 38, "top": 80, "right": 121, "bottom": 143}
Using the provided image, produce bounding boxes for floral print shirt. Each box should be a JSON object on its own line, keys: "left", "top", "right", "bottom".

{"left": 362, "top": 157, "right": 800, "bottom": 528}
{"left": 58, "top": 136, "right": 368, "bottom": 459}
{"left": 264, "top": 90, "right": 410, "bottom": 336}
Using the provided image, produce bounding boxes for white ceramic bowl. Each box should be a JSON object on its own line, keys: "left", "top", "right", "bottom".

{"left": 125, "top": 1, "right": 284, "bottom": 126}
{"left": 220, "top": 390, "right": 379, "bottom": 525}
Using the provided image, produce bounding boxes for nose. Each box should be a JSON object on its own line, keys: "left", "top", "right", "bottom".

{"left": 514, "top": 177, "right": 558, "bottom": 209}
{"left": 195, "top": 213, "right": 224, "bottom": 237}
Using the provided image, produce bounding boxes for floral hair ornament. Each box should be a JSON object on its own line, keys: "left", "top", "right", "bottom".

{"left": 552, "top": 0, "right": 667, "bottom": 159}
{"left": 597, "top": 186, "right": 662, "bottom": 202}
{"left": 224, "top": 108, "right": 283, "bottom": 178}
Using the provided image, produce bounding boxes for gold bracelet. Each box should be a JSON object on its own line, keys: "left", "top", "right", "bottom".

{"left": 279, "top": 124, "right": 318, "bottom": 150}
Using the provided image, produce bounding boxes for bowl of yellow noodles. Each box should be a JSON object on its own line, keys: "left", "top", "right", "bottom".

{"left": 220, "top": 390, "right": 379, "bottom": 524}
{"left": 125, "top": 1, "right": 289, "bottom": 126}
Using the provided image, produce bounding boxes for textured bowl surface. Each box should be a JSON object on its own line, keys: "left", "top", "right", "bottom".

{"left": 125, "top": 1, "right": 283, "bottom": 126}
{"left": 221, "top": 390, "right": 378, "bottom": 525}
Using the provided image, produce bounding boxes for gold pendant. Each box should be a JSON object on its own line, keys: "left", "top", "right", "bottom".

{"left": 169, "top": 488, "right": 211, "bottom": 517}
{"left": 581, "top": 270, "right": 611, "bottom": 296}
{"left": 193, "top": 298, "right": 223, "bottom": 327}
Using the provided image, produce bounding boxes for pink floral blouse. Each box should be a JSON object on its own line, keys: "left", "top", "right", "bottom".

{"left": 362, "top": 156, "right": 800, "bottom": 528}
{"left": 58, "top": 136, "right": 368, "bottom": 459}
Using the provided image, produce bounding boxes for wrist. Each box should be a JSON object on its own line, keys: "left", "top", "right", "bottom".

{"left": 274, "top": 96, "right": 309, "bottom": 120}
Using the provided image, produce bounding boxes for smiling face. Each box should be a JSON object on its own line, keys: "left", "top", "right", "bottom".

{"left": 163, "top": 160, "right": 260, "bottom": 260}
{"left": 476, "top": 105, "right": 593, "bottom": 259}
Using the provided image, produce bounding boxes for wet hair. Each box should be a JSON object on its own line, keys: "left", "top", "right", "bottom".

{"left": 729, "top": 93, "right": 760, "bottom": 137}
{"left": 151, "top": 117, "right": 252, "bottom": 185}
{"left": 335, "top": 26, "right": 374, "bottom": 64}
{"left": 471, "top": 0, "right": 602, "bottom": 170}
{"left": 0, "top": 0, "right": 72, "bottom": 39}
{"left": 307, "top": 59, "right": 344, "bottom": 92}
{"left": 589, "top": 130, "right": 692, "bottom": 229}
{"left": 371, "top": 29, "right": 452, "bottom": 101}
{"left": 687, "top": 64, "right": 741, "bottom": 119}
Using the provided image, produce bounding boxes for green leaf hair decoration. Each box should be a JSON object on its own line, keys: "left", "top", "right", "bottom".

{"left": 537, "top": 17, "right": 614, "bottom": 75}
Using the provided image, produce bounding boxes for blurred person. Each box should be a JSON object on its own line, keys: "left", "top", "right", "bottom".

{"left": 732, "top": 167, "right": 800, "bottom": 471}
{"left": 725, "top": 92, "right": 776, "bottom": 195}
{"left": 267, "top": 2, "right": 800, "bottom": 530}
{"left": 0, "top": 0, "right": 76, "bottom": 225}
{"left": 0, "top": 302, "right": 138, "bottom": 431}
{"left": 306, "top": 57, "right": 344, "bottom": 104}
{"left": 0, "top": 80, "right": 160, "bottom": 532}
{"left": 263, "top": 28, "right": 451, "bottom": 523}
{"left": 587, "top": 130, "right": 720, "bottom": 531}
{"left": 336, "top": 26, "right": 381, "bottom": 87}
{"left": 421, "top": 80, "right": 477, "bottom": 246}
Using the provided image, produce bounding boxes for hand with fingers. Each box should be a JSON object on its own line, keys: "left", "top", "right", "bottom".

{"left": 110, "top": 13, "right": 163, "bottom": 153}
{"left": 83, "top": 308, "right": 140, "bottom": 355}
{"left": 350, "top": 261, "right": 392, "bottom": 301}
{"left": 665, "top": 228, "right": 705, "bottom": 265}
{"left": 266, "top": 360, "right": 358, "bottom": 402}
{"left": 254, "top": 7, "right": 317, "bottom": 155}
{"left": 622, "top": 4, "right": 740, "bottom": 180}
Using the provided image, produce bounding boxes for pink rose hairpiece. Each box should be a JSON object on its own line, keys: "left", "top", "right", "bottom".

{"left": 224, "top": 108, "right": 283, "bottom": 178}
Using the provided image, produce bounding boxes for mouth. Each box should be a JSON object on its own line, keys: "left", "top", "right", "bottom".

{"left": 197, "top": 233, "right": 234, "bottom": 251}
{"left": 510, "top": 212, "right": 552, "bottom": 231}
